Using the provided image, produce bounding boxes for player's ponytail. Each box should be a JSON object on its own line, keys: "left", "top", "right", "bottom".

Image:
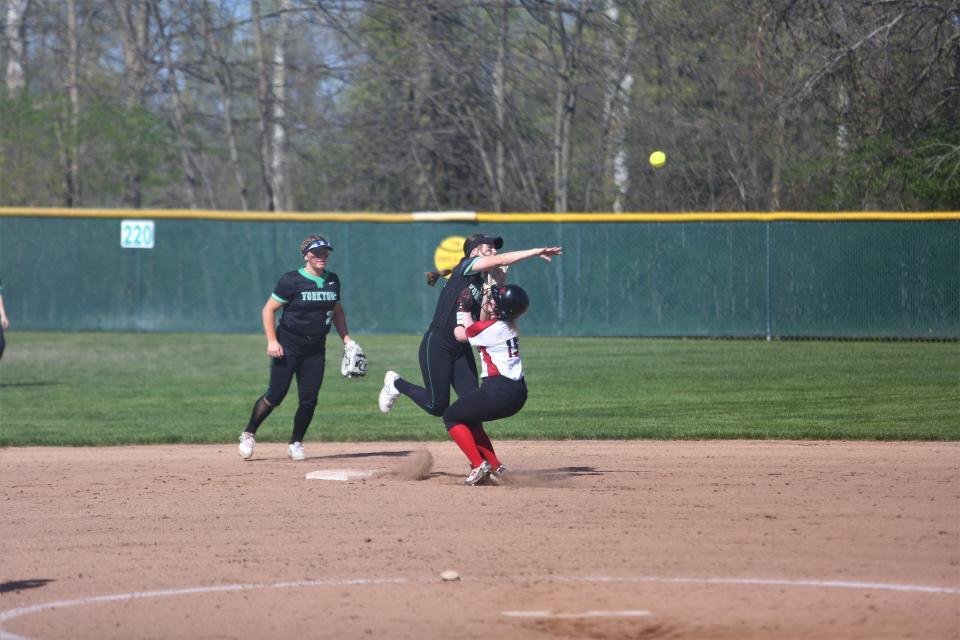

{"left": 426, "top": 269, "right": 453, "bottom": 286}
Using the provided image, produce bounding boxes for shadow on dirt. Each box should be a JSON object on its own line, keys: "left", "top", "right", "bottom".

{"left": 314, "top": 450, "right": 414, "bottom": 460}
{"left": 0, "top": 579, "right": 55, "bottom": 594}
{"left": 420, "top": 466, "right": 605, "bottom": 487}
{"left": 243, "top": 450, "right": 415, "bottom": 463}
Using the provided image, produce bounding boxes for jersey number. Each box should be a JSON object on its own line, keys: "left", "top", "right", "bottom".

{"left": 325, "top": 310, "right": 333, "bottom": 326}
{"left": 506, "top": 336, "right": 519, "bottom": 357}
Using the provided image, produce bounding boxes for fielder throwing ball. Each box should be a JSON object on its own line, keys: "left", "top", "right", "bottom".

{"left": 238, "top": 234, "right": 364, "bottom": 461}
{"left": 379, "top": 236, "right": 561, "bottom": 484}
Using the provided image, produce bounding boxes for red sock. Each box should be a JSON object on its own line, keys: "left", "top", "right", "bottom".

{"left": 471, "top": 423, "right": 501, "bottom": 468}
{"left": 448, "top": 424, "right": 485, "bottom": 468}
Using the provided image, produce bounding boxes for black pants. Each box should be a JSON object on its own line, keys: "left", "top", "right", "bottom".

{"left": 442, "top": 375, "right": 527, "bottom": 430}
{"left": 254, "top": 328, "right": 327, "bottom": 442}
{"left": 0, "top": 324, "right": 5, "bottom": 359}
{"left": 395, "top": 329, "right": 479, "bottom": 417}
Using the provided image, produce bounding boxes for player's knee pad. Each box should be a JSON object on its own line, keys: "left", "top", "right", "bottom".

{"left": 262, "top": 393, "right": 283, "bottom": 408}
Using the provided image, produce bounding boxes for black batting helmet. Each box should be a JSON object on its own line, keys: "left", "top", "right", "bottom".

{"left": 491, "top": 284, "right": 529, "bottom": 320}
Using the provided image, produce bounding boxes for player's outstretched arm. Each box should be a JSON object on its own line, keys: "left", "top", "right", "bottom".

{"left": 473, "top": 246, "right": 562, "bottom": 272}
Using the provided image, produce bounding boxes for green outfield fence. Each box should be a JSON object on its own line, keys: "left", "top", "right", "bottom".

{"left": 0, "top": 208, "right": 957, "bottom": 339}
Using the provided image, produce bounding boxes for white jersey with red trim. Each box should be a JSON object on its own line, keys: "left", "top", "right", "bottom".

{"left": 465, "top": 319, "right": 523, "bottom": 380}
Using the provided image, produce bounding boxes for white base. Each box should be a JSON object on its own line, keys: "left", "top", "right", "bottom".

{"left": 305, "top": 469, "right": 374, "bottom": 481}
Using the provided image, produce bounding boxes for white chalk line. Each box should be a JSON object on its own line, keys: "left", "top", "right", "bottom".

{"left": 1, "top": 574, "right": 956, "bottom": 640}
{"left": 555, "top": 575, "right": 960, "bottom": 594}
{"left": 0, "top": 577, "right": 406, "bottom": 640}
{"left": 305, "top": 469, "right": 374, "bottom": 481}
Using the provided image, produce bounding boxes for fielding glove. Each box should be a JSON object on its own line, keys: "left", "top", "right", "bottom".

{"left": 340, "top": 339, "right": 368, "bottom": 378}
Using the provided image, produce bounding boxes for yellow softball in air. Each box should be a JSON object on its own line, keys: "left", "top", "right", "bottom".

{"left": 434, "top": 236, "right": 465, "bottom": 277}
{"left": 649, "top": 150, "right": 666, "bottom": 168}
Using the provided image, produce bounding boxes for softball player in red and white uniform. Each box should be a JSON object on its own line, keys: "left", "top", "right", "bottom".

{"left": 447, "top": 284, "right": 532, "bottom": 485}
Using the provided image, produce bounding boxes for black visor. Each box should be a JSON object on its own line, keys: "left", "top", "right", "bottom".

{"left": 302, "top": 238, "right": 334, "bottom": 255}
{"left": 464, "top": 235, "right": 503, "bottom": 255}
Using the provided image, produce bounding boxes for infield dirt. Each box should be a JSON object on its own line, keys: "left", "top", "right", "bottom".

{"left": 1, "top": 440, "right": 957, "bottom": 639}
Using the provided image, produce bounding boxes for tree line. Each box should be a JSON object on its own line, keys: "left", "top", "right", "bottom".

{"left": 2, "top": 0, "right": 958, "bottom": 213}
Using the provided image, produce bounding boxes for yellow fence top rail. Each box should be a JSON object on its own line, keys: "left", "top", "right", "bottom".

{"left": 478, "top": 211, "right": 960, "bottom": 222}
{"left": 0, "top": 207, "right": 957, "bottom": 222}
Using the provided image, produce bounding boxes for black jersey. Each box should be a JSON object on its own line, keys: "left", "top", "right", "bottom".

{"left": 429, "top": 256, "right": 484, "bottom": 333}
{"left": 271, "top": 268, "right": 341, "bottom": 338}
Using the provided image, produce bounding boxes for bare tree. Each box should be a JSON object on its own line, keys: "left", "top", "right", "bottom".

{"left": 111, "top": 0, "right": 152, "bottom": 208}
{"left": 526, "top": 0, "right": 595, "bottom": 212}
{"left": 251, "top": 0, "right": 275, "bottom": 210}
{"left": 201, "top": 1, "right": 250, "bottom": 210}
{"left": 491, "top": 0, "right": 509, "bottom": 210}
{"left": 54, "top": 0, "right": 83, "bottom": 206}
{"left": 153, "top": 1, "right": 203, "bottom": 209}
{"left": 754, "top": 8, "right": 783, "bottom": 211}
{"left": 269, "top": 0, "right": 292, "bottom": 211}
{"left": 410, "top": 4, "right": 440, "bottom": 210}
{"left": 249, "top": 0, "right": 294, "bottom": 211}
{"left": 599, "top": 1, "right": 639, "bottom": 212}
{"left": 2, "top": 0, "right": 957, "bottom": 211}
{"left": 3, "top": 0, "right": 29, "bottom": 92}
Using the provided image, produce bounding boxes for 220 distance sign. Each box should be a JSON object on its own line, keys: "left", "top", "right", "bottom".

{"left": 120, "top": 219, "right": 155, "bottom": 249}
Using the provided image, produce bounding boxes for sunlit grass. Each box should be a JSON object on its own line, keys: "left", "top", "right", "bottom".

{"left": 0, "top": 332, "right": 956, "bottom": 446}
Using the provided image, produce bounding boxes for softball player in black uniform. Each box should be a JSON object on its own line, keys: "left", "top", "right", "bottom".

{"left": 378, "top": 237, "right": 561, "bottom": 481}
{"left": 239, "top": 235, "right": 358, "bottom": 461}
{"left": 378, "top": 234, "right": 501, "bottom": 419}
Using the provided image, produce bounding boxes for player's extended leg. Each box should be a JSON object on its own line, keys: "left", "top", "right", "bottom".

{"left": 393, "top": 331, "right": 458, "bottom": 416}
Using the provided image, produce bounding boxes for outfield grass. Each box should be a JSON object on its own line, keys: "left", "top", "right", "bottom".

{"left": 0, "top": 332, "right": 957, "bottom": 446}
